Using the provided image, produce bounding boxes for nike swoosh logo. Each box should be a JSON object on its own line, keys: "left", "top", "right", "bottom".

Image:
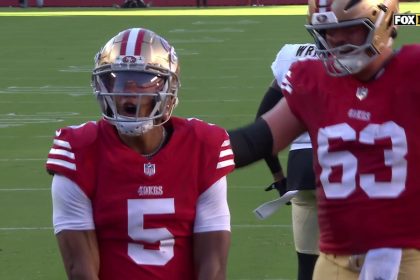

{"left": 55, "top": 129, "right": 62, "bottom": 137}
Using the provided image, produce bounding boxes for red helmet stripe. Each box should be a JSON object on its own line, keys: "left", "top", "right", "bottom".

{"left": 134, "top": 29, "right": 146, "bottom": 56}
{"left": 119, "top": 29, "right": 131, "bottom": 56}
{"left": 124, "top": 28, "right": 142, "bottom": 56}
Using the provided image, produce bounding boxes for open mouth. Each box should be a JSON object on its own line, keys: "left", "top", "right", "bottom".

{"left": 122, "top": 103, "right": 138, "bottom": 117}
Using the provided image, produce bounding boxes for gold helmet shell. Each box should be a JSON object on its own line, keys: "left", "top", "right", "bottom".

{"left": 306, "top": 0, "right": 399, "bottom": 76}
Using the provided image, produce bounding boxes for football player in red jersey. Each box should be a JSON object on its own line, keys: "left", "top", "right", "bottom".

{"left": 230, "top": 0, "right": 420, "bottom": 279}
{"left": 254, "top": 43, "right": 318, "bottom": 280}
{"left": 46, "top": 28, "right": 235, "bottom": 280}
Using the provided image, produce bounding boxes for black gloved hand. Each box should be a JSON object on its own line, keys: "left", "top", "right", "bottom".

{"left": 265, "top": 178, "right": 291, "bottom": 205}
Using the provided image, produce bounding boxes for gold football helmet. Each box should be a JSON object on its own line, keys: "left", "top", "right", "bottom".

{"left": 306, "top": 0, "right": 398, "bottom": 76}
{"left": 92, "top": 28, "right": 180, "bottom": 135}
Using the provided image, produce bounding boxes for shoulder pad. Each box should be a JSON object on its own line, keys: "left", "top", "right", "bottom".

{"left": 54, "top": 121, "right": 98, "bottom": 150}
{"left": 175, "top": 117, "right": 226, "bottom": 145}
{"left": 181, "top": 117, "right": 234, "bottom": 190}
{"left": 398, "top": 44, "right": 420, "bottom": 71}
{"left": 281, "top": 59, "right": 322, "bottom": 96}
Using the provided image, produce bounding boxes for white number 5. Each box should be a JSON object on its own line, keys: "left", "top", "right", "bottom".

{"left": 317, "top": 122, "right": 407, "bottom": 199}
{"left": 127, "top": 198, "right": 175, "bottom": 265}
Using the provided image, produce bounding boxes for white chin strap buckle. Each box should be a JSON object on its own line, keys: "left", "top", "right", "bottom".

{"left": 115, "top": 120, "right": 154, "bottom": 136}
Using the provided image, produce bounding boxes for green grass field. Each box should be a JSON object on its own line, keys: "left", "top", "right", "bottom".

{"left": 0, "top": 5, "right": 419, "bottom": 280}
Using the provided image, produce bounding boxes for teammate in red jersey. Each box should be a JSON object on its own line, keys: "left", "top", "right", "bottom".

{"left": 46, "top": 28, "right": 234, "bottom": 280}
{"left": 230, "top": 0, "right": 420, "bottom": 279}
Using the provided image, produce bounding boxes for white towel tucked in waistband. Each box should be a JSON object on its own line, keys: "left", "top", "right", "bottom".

{"left": 359, "top": 248, "right": 402, "bottom": 280}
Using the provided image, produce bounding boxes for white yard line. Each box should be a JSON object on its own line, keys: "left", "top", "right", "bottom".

{"left": 0, "top": 158, "right": 45, "bottom": 161}
{"left": 0, "top": 227, "right": 53, "bottom": 231}
{"left": 0, "top": 188, "right": 49, "bottom": 191}
{"left": 233, "top": 224, "right": 291, "bottom": 228}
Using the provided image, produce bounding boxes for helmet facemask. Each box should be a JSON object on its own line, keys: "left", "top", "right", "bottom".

{"left": 91, "top": 28, "right": 180, "bottom": 136}
{"left": 93, "top": 68, "right": 178, "bottom": 136}
{"left": 307, "top": 19, "right": 378, "bottom": 76}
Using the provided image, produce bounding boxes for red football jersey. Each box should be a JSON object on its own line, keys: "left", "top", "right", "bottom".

{"left": 46, "top": 117, "right": 234, "bottom": 279}
{"left": 282, "top": 45, "right": 420, "bottom": 254}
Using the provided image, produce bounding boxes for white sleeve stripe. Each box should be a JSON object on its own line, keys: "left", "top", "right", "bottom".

{"left": 49, "top": 148, "right": 75, "bottom": 160}
{"left": 47, "top": 158, "right": 76, "bottom": 171}
{"left": 217, "top": 159, "right": 235, "bottom": 169}
{"left": 280, "top": 82, "right": 292, "bottom": 94}
{"left": 53, "top": 139, "right": 71, "bottom": 149}
{"left": 221, "top": 140, "right": 230, "bottom": 147}
{"left": 219, "top": 149, "right": 233, "bottom": 158}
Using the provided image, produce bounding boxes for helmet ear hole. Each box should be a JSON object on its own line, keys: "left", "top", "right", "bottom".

{"left": 391, "top": 27, "right": 397, "bottom": 39}
{"left": 158, "top": 96, "right": 177, "bottom": 123}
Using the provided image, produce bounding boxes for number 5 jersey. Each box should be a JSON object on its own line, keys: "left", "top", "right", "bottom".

{"left": 46, "top": 117, "right": 235, "bottom": 279}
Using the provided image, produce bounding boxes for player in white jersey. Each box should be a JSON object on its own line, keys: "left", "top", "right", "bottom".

{"left": 254, "top": 43, "right": 318, "bottom": 280}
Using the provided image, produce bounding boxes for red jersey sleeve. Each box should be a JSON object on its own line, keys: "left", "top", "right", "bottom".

{"left": 188, "top": 118, "right": 235, "bottom": 193}
{"left": 280, "top": 59, "right": 325, "bottom": 127}
{"left": 46, "top": 121, "right": 99, "bottom": 198}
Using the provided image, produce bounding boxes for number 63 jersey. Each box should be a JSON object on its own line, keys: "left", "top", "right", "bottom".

{"left": 281, "top": 45, "right": 420, "bottom": 254}
{"left": 46, "top": 117, "right": 234, "bottom": 279}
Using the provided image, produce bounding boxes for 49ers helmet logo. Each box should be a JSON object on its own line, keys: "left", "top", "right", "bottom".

{"left": 122, "top": 56, "right": 137, "bottom": 63}
{"left": 316, "top": 14, "right": 328, "bottom": 23}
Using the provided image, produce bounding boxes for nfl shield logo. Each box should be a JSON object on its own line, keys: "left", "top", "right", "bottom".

{"left": 356, "top": 87, "right": 368, "bottom": 100}
{"left": 144, "top": 162, "right": 156, "bottom": 176}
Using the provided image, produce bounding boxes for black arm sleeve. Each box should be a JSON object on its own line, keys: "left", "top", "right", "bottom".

{"left": 255, "top": 85, "right": 284, "bottom": 175}
{"left": 255, "top": 85, "right": 284, "bottom": 119}
{"left": 228, "top": 118, "right": 273, "bottom": 168}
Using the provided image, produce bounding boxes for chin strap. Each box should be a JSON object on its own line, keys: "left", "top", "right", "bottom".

{"left": 113, "top": 119, "right": 154, "bottom": 136}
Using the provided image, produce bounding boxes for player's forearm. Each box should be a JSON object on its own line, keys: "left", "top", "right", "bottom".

{"left": 256, "top": 82, "right": 285, "bottom": 174}
{"left": 65, "top": 267, "right": 99, "bottom": 280}
{"left": 194, "top": 231, "right": 230, "bottom": 280}
{"left": 255, "top": 81, "right": 283, "bottom": 120}
{"left": 262, "top": 99, "right": 306, "bottom": 154}
{"left": 272, "top": 170, "right": 285, "bottom": 182}
{"left": 61, "top": 250, "right": 99, "bottom": 280}
{"left": 56, "top": 230, "right": 100, "bottom": 280}
{"left": 196, "top": 261, "right": 227, "bottom": 280}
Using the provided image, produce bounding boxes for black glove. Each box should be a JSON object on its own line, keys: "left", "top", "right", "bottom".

{"left": 265, "top": 178, "right": 291, "bottom": 205}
